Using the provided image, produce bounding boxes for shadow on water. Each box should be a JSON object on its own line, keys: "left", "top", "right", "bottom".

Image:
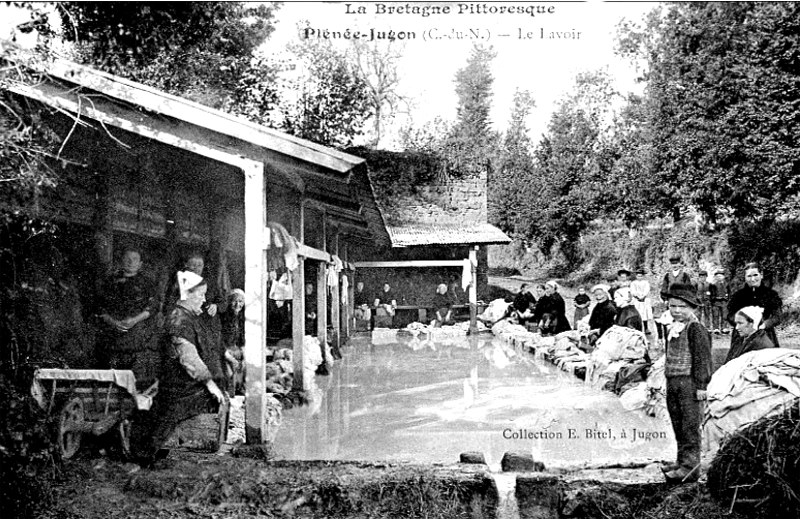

{"left": 272, "top": 331, "right": 676, "bottom": 470}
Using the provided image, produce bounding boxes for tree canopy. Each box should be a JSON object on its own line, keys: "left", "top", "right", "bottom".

{"left": 59, "top": 2, "right": 280, "bottom": 108}
{"left": 626, "top": 2, "right": 800, "bottom": 221}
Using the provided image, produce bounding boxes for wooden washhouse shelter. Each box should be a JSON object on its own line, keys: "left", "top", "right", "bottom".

{"left": 346, "top": 148, "right": 512, "bottom": 332}
{"left": 3, "top": 54, "right": 390, "bottom": 443}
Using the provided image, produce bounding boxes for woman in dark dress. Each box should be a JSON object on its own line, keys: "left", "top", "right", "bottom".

{"left": 726, "top": 263, "right": 782, "bottom": 360}
{"left": 536, "top": 281, "right": 571, "bottom": 335}
{"left": 613, "top": 286, "right": 644, "bottom": 332}
{"left": 726, "top": 306, "right": 776, "bottom": 363}
{"left": 588, "top": 284, "right": 617, "bottom": 342}
{"left": 130, "top": 271, "right": 225, "bottom": 466}
{"left": 432, "top": 283, "right": 455, "bottom": 327}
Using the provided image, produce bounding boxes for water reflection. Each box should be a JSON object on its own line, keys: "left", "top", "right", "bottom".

{"left": 273, "top": 333, "right": 676, "bottom": 468}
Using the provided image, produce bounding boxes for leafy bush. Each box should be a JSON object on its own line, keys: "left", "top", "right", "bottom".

{"left": 725, "top": 220, "right": 800, "bottom": 286}
{"left": 0, "top": 371, "right": 59, "bottom": 519}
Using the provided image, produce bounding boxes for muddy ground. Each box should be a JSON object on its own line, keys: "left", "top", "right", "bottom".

{"left": 37, "top": 449, "right": 758, "bottom": 519}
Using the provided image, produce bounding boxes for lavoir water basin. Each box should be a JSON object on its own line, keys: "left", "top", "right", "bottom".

{"left": 273, "top": 331, "right": 675, "bottom": 470}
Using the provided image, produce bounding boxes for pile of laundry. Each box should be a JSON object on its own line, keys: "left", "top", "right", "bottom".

{"left": 490, "top": 319, "right": 537, "bottom": 348}
{"left": 262, "top": 337, "right": 327, "bottom": 409}
{"left": 584, "top": 325, "right": 650, "bottom": 394}
{"left": 619, "top": 356, "right": 669, "bottom": 421}
{"left": 548, "top": 331, "right": 591, "bottom": 376}
{"left": 479, "top": 298, "right": 512, "bottom": 324}
{"left": 702, "top": 348, "right": 800, "bottom": 459}
{"left": 404, "top": 321, "right": 483, "bottom": 346}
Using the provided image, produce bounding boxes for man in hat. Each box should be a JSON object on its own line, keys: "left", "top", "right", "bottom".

{"left": 660, "top": 255, "right": 694, "bottom": 301}
{"left": 662, "top": 283, "right": 712, "bottom": 484}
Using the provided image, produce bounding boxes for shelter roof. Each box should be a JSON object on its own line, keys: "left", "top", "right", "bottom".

{"left": 387, "top": 223, "right": 511, "bottom": 247}
{"left": 2, "top": 47, "right": 390, "bottom": 245}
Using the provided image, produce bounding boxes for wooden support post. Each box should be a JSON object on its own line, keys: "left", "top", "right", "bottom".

{"left": 331, "top": 277, "right": 340, "bottom": 351}
{"left": 317, "top": 261, "right": 328, "bottom": 357}
{"left": 469, "top": 246, "right": 478, "bottom": 334}
{"left": 331, "top": 232, "right": 340, "bottom": 351}
{"left": 242, "top": 160, "right": 268, "bottom": 444}
{"left": 347, "top": 271, "right": 355, "bottom": 335}
{"left": 292, "top": 258, "right": 307, "bottom": 389}
{"left": 341, "top": 243, "right": 350, "bottom": 339}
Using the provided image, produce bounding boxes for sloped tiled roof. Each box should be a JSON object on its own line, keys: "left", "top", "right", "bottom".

{"left": 387, "top": 223, "right": 511, "bottom": 247}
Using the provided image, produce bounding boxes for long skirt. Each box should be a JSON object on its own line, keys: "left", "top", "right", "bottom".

{"left": 632, "top": 297, "right": 654, "bottom": 321}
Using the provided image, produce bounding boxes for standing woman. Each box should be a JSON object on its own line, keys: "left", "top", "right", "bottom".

{"left": 630, "top": 269, "right": 654, "bottom": 334}
{"left": 131, "top": 271, "right": 225, "bottom": 466}
{"left": 726, "top": 263, "right": 782, "bottom": 360}
{"left": 221, "top": 289, "right": 246, "bottom": 395}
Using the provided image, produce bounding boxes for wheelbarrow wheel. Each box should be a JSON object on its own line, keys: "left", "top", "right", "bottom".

{"left": 59, "top": 397, "right": 84, "bottom": 459}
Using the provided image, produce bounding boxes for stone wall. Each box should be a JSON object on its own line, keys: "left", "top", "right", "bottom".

{"left": 387, "top": 172, "right": 488, "bottom": 225}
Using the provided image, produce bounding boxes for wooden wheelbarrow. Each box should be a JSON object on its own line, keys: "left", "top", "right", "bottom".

{"left": 31, "top": 369, "right": 158, "bottom": 459}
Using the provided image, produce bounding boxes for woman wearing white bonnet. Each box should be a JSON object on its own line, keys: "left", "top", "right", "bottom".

{"left": 130, "top": 270, "right": 225, "bottom": 466}
{"left": 725, "top": 305, "right": 775, "bottom": 363}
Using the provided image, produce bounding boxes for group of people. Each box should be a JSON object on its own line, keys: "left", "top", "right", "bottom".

{"left": 95, "top": 247, "right": 248, "bottom": 466}
{"left": 659, "top": 260, "right": 782, "bottom": 485}
{"left": 602, "top": 258, "right": 782, "bottom": 484}
{"left": 509, "top": 276, "right": 655, "bottom": 340}
{"left": 509, "top": 257, "right": 784, "bottom": 484}
{"left": 354, "top": 280, "right": 459, "bottom": 329}
{"left": 511, "top": 281, "right": 572, "bottom": 335}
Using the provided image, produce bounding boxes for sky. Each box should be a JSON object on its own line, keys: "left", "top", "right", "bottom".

{"left": 0, "top": 1, "right": 658, "bottom": 148}
{"left": 268, "top": 1, "right": 657, "bottom": 147}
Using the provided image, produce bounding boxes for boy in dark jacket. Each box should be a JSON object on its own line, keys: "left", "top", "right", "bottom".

{"left": 662, "top": 284, "right": 712, "bottom": 484}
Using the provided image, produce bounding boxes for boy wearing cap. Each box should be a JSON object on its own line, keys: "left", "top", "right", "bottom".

{"left": 662, "top": 283, "right": 712, "bottom": 484}
{"left": 709, "top": 270, "right": 730, "bottom": 334}
{"left": 660, "top": 255, "right": 694, "bottom": 301}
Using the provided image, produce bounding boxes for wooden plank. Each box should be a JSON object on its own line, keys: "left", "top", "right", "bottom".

{"left": 297, "top": 243, "right": 331, "bottom": 263}
{"left": 353, "top": 260, "right": 464, "bottom": 268}
{"left": 243, "top": 160, "right": 268, "bottom": 444}
{"left": 292, "top": 258, "right": 308, "bottom": 390}
{"left": 469, "top": 247, "right": 478, "bottom": 334}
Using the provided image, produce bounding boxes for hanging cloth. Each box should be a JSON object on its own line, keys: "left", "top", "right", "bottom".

{"left": 267, "top": 221, "right": 299, "bottom": 271}
{"left": 341, "top": 275, "right": 349, "bottom": 305}
{"left": 461, "top": 257, "right": 475, "bottom": 291}
{"left": 327, "top": 255, "right": 344, "bottom": 290}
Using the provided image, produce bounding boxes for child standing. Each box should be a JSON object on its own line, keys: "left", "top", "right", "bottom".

{"left": 573, "top": 286, "right": 591, "bottom": 326}
{"left": 709, "top": 269, "right": 730, "bottom": 334}
{"left": 662, "top": 283, "right": 712, "bottom": 484}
